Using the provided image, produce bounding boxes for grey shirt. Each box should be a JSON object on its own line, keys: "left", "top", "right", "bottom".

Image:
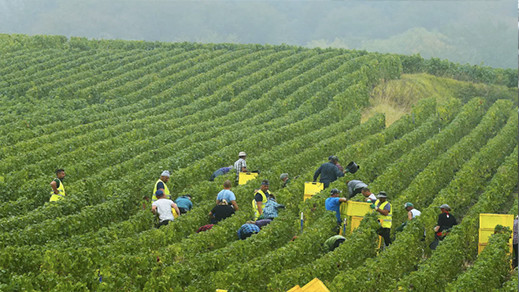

{"left": 347, "top": 180, "right": 367, "bottom": 195}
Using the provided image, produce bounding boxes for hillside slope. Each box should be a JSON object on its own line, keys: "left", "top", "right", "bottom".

{"left": 0, "top": 34, "right": 517, "bottom": 291}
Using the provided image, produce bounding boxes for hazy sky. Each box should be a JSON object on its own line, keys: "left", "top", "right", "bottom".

{"left": 0, "top": 0, "right": 517, "bottom": 68}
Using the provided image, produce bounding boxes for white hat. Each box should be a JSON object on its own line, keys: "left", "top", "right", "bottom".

{"left": 238, "top": 151, "right": 247, "bottom": 157}
{"left": 161, "top": 170, "right": 170, "bottom": 177}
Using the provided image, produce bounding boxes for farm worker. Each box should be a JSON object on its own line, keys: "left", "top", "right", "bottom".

{"left": 151, "top": 190, "right": 181, "bottom": 228}
{"left": 346, "top": 179, "right": 368, "bottom": 199}
{"left": 216, "top": 180, "right": 239, "bottom": 210}
{"left": 252, "top": 180, "right": 271, "bottom": 220}
{"left": 209, "top": 166, "right": 233, "bottom": 181}
{"left": 260, "top": 195, "right": 285, "bottom": 219}
{"left": 430, "top": 204, "right": 457, "bottom": 250}
{"left": 371, "top": 191, "right": 392, "bottom": 246}
{"left": 152, "top": 170, "right": 171, "bottom": 201}
{"left": 513, "top": 216, "right": 518, "bottom": 268}
{"left": 237, "top": 223, "right": 260, "bottom": 240}
{"left": 323, "top": 235, "right": 346, "bottom": 251}
{"left": 405, "top": 202, "right": 421, "bottom": 220}
{"left": 174, "top": 194, "right": 193, "bottom": 214}
{"left": 280, "top": 173, "right": 290, "bottom": 188}
{"left": 234, "top": 151, "right": 248, "bottom": 180}
{"left": 361, "top": 187, "right": 377, "bottom": 202}
{"left": 209, "top": 199, "right": 236, "bottom": 224}
{"left": 49, "top": 168, "right": 66, "bottom": 202}
{"left": 395, "top": 202, "right": 421, "bottom": 232}
{"left": 325, "top": 188, "right": 348, "bottom": 233}
{"left": 330, "top": 155, "right": 344, "bottom": 172}
{"left": 313, "top": 155, "right": 345, "bottom": 189}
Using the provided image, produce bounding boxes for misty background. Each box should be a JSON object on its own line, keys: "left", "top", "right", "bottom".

{"left": 0, "top": 0, "right": 517, "bottom": 69}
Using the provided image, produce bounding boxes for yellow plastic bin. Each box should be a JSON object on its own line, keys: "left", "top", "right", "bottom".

{"left": 346, "top": 201, "right": 372, "bottom": 217}
{"left": 304, "top": 182, "right": 324, "bottom": 201}
{"left": 238, "top": 172, "right": 258, "bottom": 185}
{"left": 350, "top": 216, "right": 364, "bottom": 233}
{"left": 301, "top": 278, "right": 330, "bottom": 292}
{"left": 478, "top": 213, "right": 514, "bottom": 254}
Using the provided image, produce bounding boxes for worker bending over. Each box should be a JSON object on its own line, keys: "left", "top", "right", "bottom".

{"left": 152, "top": 190, "right": 181, "bottom": 228}
{"left": 313, "top": 155, "right": 345, "bottom": 189}
{"left": 346, "top": 179, "right": 368, "bottom": 199}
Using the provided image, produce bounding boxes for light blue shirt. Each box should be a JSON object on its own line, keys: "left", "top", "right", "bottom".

{"left": 217, "top": 189, "right": 236, "bottom": 202}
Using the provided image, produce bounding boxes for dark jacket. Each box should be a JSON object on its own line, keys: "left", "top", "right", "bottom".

{"left": 313, "top": 162, "right": 344, "bottom": 187}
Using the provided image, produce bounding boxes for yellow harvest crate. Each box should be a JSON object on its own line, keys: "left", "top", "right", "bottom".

{"left": 303, "top": 182, "right": 324, "bottom": 201}
{"left": 287, "top": 285, "right": 303, "bottom": 292}
{"left": 300, "top": 278, "right": 330, "bottom": 292}
{"left": 350, "top": 215, "right": 364, "bottom": 233}
{"left": 238, "top": 172, "right": 258, "bottom": 185}
{"left": 346, "top": 201, "right": 372, "bottom": 217}
{"left": 478, "top": 213, "right": 514, "bottom": 254}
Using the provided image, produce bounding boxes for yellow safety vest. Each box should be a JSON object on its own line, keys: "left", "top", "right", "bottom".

{"left": 152, "top": 179, "right": 171, "bottom": 201}
{"left": 49, "top": 179, "right": 66, "bottom": 202}
{"left": 252, "top": 190, "right": 268, "bottom": 220}
{"left": 375, "top": 200, "right": 392, "bottom": 228}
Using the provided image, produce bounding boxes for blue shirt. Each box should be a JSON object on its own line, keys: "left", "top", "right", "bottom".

{"left": 325, "top": 197, "right": 342, "bottom": 223}
{"left": 237, "top": 223, "right": 260, "bottom": 240}
{"left": 216, "top": 189, "right": 236, "bottom": 202}
{"left": 174, "top": 196, "right": 193, "bottom": 211}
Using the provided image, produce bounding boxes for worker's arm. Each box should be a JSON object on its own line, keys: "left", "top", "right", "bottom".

{"left": 336, "top": 166, "right": 345, "bottom": 178}
{"left": 376, "top": 208, "right": 389, "bottom": 216}
{"left": 172, "top": 202, "right": 181, "bottom": 218}
{"left": 313, "top": 166, "right": 322, "bottom": 182}
{"left": 407, "top": 211, "right": 413, "bottom": 220}
{"left": 434, "top": 225, "right": 440, "bottom": 232}
{"left": 339, "top": 198, "right": 348, "bottom": 203}
{"left": 50, "top": 180, "right": 59, "bottom": 194}
{"left": 241, "top": 166, "right": 247, "bottom": 172}
{"left": 151, "top": 205, "right": 157, "bottom": 214}
{"left": 256, "top": 201, "right": 263, "bottom": 215}
{"left": 231, "top": 200, "right": 239, "bottom": 211}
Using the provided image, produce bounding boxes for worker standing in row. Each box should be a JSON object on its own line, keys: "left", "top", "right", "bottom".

{"left": 371, "top": 191, "right": 392, "bottom": 246}
{"left": 430, "top": 204, "right": 457, "bottom": 250}
{"left": 153, "top": 170, "right": 171, "bottom": 201}
{"left": 325, "top": 188, "right": 348, "bottom": 233}
{"left": 234, "top": 151, "right": 248, "bottom": 181}
{"left": 313, "top": 155, "right": 345, "bottom": 189}
{"left": 253, "top": 180, "right": 271, "bottom": 220}
{"left": 49, "top": 169, "right": 66, "bottom": 202}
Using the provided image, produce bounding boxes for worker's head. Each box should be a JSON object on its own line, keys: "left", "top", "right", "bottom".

{"left": 155, "top": 190, "right": 165, "bottom": 199}
{"left": 160, "top": 170, "right": 170, "bottom": 183}
{"left": 238, "top": 151, "right": 247, "bottom": 159}
{"left": 269, "top": 194, "right": 276, "bottom": 201}
{"left": 260, "top": 180, "right": 269, "bottom": 191}
{"left": 280, "top": 173, "right": 289, "bottom": 182}
{"left": 56, "top": 169, "right": 65, "bottom": 179}
{"left": 330, "top": 188, "right": 342, "bottom": 197}
{"left": 404, "top": 202, "right": 414, "bottom": 211}
{"left": 185, "top": 194, "right": 192, "bottom": 200}
{"left": 329, "top": 155, "right": 339, "bottom": 164}
{"left": 223, "top": 180, "right": 232, "bottom": 189}
{"left": 439, "top": 204, "right": 451, "bottom": 213}
{"left": 361, "top": 187, "right": 371, "bottom": 197}
{"left": 377, "top": 191, "right": 388, "bottom": 202}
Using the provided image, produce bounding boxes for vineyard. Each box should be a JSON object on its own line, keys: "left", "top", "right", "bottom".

{"left": 0, "top": 34, "right": 517, "bottom": 291}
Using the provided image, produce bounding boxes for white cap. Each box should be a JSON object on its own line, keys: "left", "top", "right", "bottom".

{"left": 161, "top": 170, "right": 170, "bottom": 177}
{"left": 238, "top": 151, "right": 247, "bottom": 157}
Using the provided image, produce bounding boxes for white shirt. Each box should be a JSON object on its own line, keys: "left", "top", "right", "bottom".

{"left": 152, "top": 199, "right": 175, "bottom": 222}
{"left": 367, "top": 194, "right": 377, "bottom": 202}
{"left": 409, "top": 209, "right": 421, "bottom": 219}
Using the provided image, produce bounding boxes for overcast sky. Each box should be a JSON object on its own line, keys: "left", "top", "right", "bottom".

{"left": 0, "top": 0, "right": 517, "bottom": 68}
